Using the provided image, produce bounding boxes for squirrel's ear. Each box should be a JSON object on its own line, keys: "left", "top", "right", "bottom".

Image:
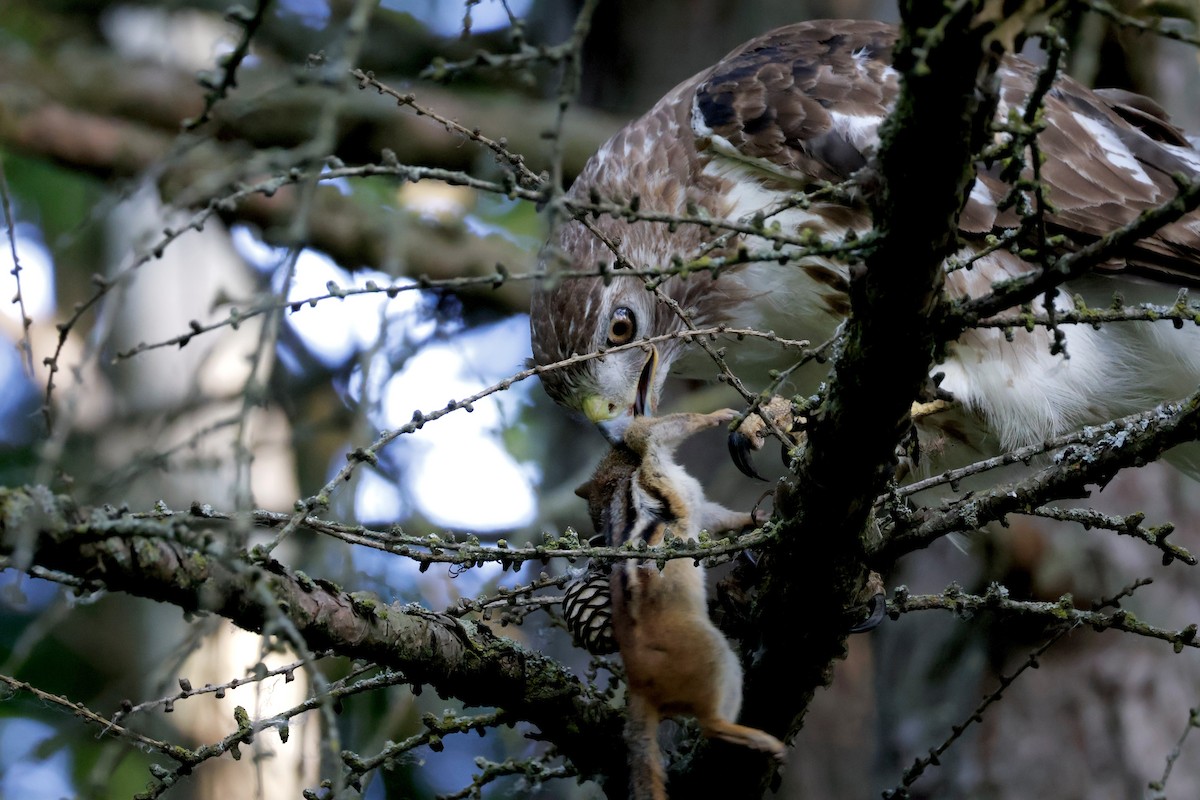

{"left": 574, "top": 480, "right": 593, "bottom": 500}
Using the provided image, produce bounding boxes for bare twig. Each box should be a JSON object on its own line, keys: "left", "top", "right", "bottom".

{"left": 884, "top": 578, "right": 1156, "bottom": 797}
{"left": 0, "top": 159, "right": 34, "bottom": 377}
{"left": 184, "top": 0, "right": 274, "bottom": 130}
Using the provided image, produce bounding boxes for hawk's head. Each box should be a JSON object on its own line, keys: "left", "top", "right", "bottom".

{"left": 529, "top": 186, "right": 760, "bottom": 439}
{"left": 529, "top": 20, "right": 891, "bottom": 439}
{"left": 529, "top": 270, "right": 669, "bottom": 439}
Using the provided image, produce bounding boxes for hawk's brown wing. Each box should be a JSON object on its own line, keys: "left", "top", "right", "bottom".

{"left": 980, "top": 60, "right": 1200, "bottom": 285}
{"left": 691, "top": 19, "right": 1200, "bottom": 287}
{"left": 693, "top": 19, "right": 897, "bottom": 185}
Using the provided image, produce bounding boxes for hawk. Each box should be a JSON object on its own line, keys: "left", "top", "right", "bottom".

{"left": 529, "top": 19, "right": 1200, "bottom": 475}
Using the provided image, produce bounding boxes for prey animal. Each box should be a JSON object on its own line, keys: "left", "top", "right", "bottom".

{"left": 575, "top": 409, "right": 786, "bottom": 800}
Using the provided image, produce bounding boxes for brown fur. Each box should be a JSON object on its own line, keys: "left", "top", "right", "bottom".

{"left": 577, "top": 410, "right": 786, "bottom": 799}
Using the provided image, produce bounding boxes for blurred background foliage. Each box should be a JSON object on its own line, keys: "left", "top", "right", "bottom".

{"left": 1, "top": 1, "right": 1200, "bottom": 799}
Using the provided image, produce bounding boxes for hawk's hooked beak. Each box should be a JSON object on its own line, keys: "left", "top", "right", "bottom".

{"left": 582, "top": 346, "right": 659, "bottom": 443}
{"left": 633, "top": 346, "right": 658, "bottom": 417}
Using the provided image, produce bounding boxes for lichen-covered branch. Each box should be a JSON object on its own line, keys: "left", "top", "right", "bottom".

{"left": 0, "top": 486, "right": 626, "bottom": 782}
{"left": 873, "top": 390, "right": 1200, "bottom": 564}
{"left": 670, "top": 4, "right": 1020, "bottom": 796}
{"left": 889, "top": 584, "right": 1200, "bottom": 651}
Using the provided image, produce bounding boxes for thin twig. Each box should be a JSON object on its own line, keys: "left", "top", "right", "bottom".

{"left": 883, "top": 578, "right": 1155, "bottom": 797}
{"left": 0, "top": 159, "right": 35, "bottom": 377}
{"left": 184, "top": 0, "right": 274, "bottom": 130}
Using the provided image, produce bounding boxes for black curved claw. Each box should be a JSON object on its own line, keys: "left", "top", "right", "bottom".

{"left": 849, "top": 592, "right": 887, "bottom": 634}
{"left": 729, "top": 430, "right": 767, "bottom": 481}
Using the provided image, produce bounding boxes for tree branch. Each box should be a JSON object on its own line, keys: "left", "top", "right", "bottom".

{"left": 0, "top": 45, "right": 622, "bottom": 183}
{"left": 0, "top": 43, "right": 619, "bottom": 302}
{"left": 872, "top": 390, "right": 1200, "bottom": 564}
{"left": 0, "top": 485, "right": 627, "bottom": 783}
{"left": 672, "top": 5, "right": 1018, "bottom": 795}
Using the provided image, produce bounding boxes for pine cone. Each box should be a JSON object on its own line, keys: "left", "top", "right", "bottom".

{"left": 562, "top": 569, "right": 617, "bottom": 655}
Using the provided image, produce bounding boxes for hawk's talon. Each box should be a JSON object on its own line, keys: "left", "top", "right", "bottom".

{"left": 728, "top": 395, "right": 800, "bottom": 479}
{"left": 911, "top": 397, "right": 955, "bottom": 420}
{"left": 729, "top": 430, "right": 768, "bottom": 480}
{"left": 849, "top": 592, "right": 887, "bottom": 633}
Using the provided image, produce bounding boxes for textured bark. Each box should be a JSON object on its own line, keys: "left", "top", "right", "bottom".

{"left": 670, "top": 3, "right": 1012, "bottom": 795}
{"left": 874, "top": 395, "right": 1200, "bottom": 564}
{"left": 0, "top": 486, "right": 627, "bottom": 783}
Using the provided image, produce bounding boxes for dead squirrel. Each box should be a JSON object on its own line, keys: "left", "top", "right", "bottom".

{"left": 575, "top": 409, "right": 786, "bottom": 800}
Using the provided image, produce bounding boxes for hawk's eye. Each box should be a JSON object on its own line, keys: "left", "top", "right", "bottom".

{"left": 606, "top": 307, "right": 637, "bottom": 346}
